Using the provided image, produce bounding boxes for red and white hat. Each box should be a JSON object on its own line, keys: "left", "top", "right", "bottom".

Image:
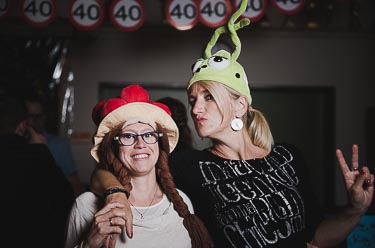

{"left": 90, "top": 84, "right": 179, "bottom": 163}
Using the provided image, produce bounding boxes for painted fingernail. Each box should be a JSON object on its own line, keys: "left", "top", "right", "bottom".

{"left": 366, "top": 179, "right": 372, "bottom": 186}
{"left": 360, "top": 169, "right": 365, "bottom": 175}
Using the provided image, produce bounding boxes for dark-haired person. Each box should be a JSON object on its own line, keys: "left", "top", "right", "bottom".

{"left": 25, "top": 95, "right": 84, "bottom": 197}
{"left": 157, "top": 97, "right": 193, "bottom": 153}
{"left": 0, "top": 93, "right": 74, "bottom": 248}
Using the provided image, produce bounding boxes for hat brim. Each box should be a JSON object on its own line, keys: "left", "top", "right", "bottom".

{"left": 91, "top": 102, "right": 179, "bottom": 163}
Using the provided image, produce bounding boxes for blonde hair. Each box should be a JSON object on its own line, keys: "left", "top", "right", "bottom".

{"left": 193, "top": 81, "right": 274, "bottom": 150}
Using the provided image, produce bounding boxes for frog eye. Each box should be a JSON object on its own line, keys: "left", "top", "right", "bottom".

{"left": 208, "top": 56, "right": 229, "bottom": 69}
{"left": 192, "top": 60, "right": 203, "bottom": 73}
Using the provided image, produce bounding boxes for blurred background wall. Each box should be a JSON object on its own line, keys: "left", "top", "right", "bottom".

{"left": 1, "top": 0, "right": 374, "bottom": 210}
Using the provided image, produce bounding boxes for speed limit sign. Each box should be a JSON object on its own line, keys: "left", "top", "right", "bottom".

{"left": 165, "top": 0, "right": 199, "bottom": 31}
{"left": 270, "top": 0, "right": 305, "bottom": 15}
{"left": 0, "top": 0, "right": 12, "bottom": 20}
{"left": 20, "top": 0, "right": 56, "bottom": 27}
{"left": 68, "top": 0, "right": 105, "bottom": 30}
{"left": 109, "top": 0, "right": 146, "bottom": 31}
{"left": 199, "top": 0, "right": 232, "bottom": 28}
{"left": 232, "top": 0, "right": 267, "bottom": 22}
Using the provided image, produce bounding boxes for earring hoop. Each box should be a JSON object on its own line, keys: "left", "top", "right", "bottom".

{"left": 231, "top": 118, "right": 243, "bottom": 131}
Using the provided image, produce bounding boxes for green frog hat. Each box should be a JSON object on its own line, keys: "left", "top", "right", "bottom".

{"left": 187, "top": 0, "right": 252, "bottom": 104}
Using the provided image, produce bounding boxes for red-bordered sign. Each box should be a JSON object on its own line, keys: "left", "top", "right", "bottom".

{"left": 232, "top": 0, "right": 267, "bottom": 22}
{"left": 199, "top": 0, "right": 232, "bottom": 28}
{"left": 109, "top": 0, "right": 146, "bottom": 31}
{"left": 68, "top": 0, "right": 104, "bottom": 31}
{"left": 20, "top": 0, "right": 56, "bottom": 27}
{"left": 0, "top": 0, "right": 12, "bottom": 20}
{"left": 270, "top": 0, "right": 305, "bottom": 15}
{"left": 165, "top": 0, "right": 199, "bottom": 31}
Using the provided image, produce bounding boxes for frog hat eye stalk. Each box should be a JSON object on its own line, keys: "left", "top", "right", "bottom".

{"left": 187, "top": 0, "right": 252, "bottom": 104}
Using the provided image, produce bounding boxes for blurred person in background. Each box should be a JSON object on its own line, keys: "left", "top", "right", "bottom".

{"left": 157, "top": 97, "right": 193, "bottom": 153}
{"left": 0, "top": 92, "right": 74, "bottom": 247}
{"left": 24, "top": 95, "right": 84, "bottom": 197}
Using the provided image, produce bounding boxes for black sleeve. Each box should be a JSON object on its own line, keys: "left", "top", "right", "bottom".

{"left": 282, "top": 143, "right": 324, "bottom": 241}
{"left": 29, "top": 144, "right": 75, "bottom": 247}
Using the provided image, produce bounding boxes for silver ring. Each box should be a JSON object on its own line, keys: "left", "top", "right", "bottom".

{"left": 109, "top": 218, "right": 113, "bottom": 226}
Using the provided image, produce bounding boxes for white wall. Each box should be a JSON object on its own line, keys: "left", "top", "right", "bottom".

{"left": 68, "top": 28, "right": 375, "bottom": 206}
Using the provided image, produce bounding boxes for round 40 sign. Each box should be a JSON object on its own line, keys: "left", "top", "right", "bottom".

{"left": 20, "top": 0, "right": 56, "bottom": 27}
{"left": 68, "top": 0, "right": 105, "bottom": 31}
{"left": 109, "top": 0, "right": 146, "bottom": 31}
{"left": 165, "top": 0, "right": 199, "bottom": 31}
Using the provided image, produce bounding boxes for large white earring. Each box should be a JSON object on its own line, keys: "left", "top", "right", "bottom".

{"left": 231, "top": 118, "right": 243, "bottom": 131}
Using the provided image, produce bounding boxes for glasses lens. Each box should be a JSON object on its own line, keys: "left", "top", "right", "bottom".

{"left": 116, "top": 132, "right": 160, "bottom": 146}
{"left": 120, "top": 133, "right": 136, "bottom": 146}
{"left": 143, "top": 132, "right": 159, "bottom": 144}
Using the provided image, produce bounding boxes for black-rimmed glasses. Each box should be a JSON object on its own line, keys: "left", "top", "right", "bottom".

{"left": 114, "top": 131, "right": 163, "bottom": 146}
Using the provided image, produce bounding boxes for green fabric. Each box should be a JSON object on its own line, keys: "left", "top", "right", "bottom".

{"left": 187, "top": 0, "right": 252, "bottom": 104}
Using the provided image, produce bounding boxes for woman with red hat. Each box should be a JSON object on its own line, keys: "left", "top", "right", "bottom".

{"left": 64, "top": 85, "right": 213, "bottom": 248}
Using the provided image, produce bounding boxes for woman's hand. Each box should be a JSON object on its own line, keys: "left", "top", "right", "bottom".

{"left": 82, "top": 202, "right": 127, "bottom": 248}
{"left": 101, "top": 192, "right": 133, "bottom": 248}
{"left": 90, "top": 169, "right": 134, "bottom": 247}
{"left": 336, "top": 144, "right": 374, "bottom": 214}
{"left": 309, "top": 144, "right": 373, "bottom": 248}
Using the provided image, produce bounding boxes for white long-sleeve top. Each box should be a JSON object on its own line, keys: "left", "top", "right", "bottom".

{"left": 65, "top": 189, "right": 193, "bottom": 248}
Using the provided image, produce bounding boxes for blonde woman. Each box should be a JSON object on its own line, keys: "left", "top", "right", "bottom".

{"left": 90, "top": 0, "right": 374, "bottom": 247}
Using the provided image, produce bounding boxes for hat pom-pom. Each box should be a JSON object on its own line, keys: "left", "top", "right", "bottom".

{"left": 120, "top": 84, "right": 149, "bottom": 102}
{"left": 92, "top": 100, "right": 106, "bottom": 126}
{"left": 92, "top": 85, "right": 172, "bottom": 126}
{"left": 102, "top": 98, "right": 127, "bottom": 117}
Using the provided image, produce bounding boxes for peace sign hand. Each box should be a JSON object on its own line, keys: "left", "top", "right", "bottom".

{"left": 336, "top": 144, "right": 374, "bottom": 214}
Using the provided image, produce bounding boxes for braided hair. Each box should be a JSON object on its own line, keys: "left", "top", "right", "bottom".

{"left": 97, "top": 123, "right": 214, "bottom": 248}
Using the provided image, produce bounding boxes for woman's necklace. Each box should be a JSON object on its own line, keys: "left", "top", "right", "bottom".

{"left": 129, "top": 187, "right": 158, "bottom": 220}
